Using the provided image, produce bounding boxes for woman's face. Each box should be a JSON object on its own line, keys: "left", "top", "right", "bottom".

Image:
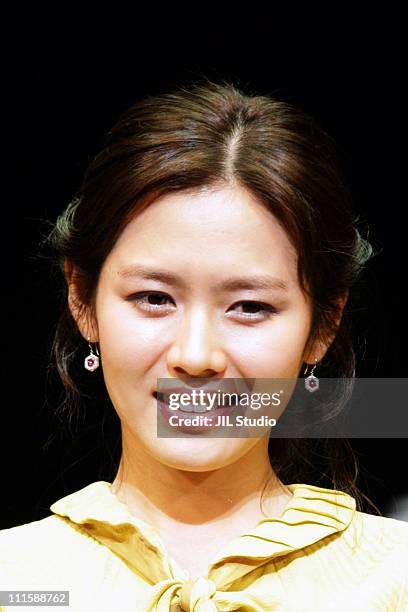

{"left": 74, "top": 185, "right": 322, "bottom": 471}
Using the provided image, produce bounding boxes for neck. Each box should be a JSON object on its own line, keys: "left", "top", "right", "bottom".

{"left": 110, "top": 428, "right": 292, "bottom": 531}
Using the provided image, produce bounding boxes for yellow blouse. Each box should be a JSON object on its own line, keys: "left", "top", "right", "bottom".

{"left": 1, "top": 481, "right": 407, "bottom": 611}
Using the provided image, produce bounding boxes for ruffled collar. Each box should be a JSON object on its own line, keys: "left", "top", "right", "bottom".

{"left": 50, "top": 480, "right": 356, "bottom": 589}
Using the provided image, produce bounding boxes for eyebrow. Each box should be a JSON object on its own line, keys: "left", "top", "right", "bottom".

{"left": 117, "top": 264, "right": 289, "bottom": 292}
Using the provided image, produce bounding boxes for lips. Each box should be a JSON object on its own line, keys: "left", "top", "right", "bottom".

{"left": 153, "top": 390, "right": 241, "bottom": 413}
{"left": 154, "top": 391, "right": 244, "bottom": 434}
{"left": 154, "top": 386, "right": 237, "bottom": 396}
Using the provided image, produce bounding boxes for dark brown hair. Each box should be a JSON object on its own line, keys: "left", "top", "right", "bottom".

{"left": 41, "top": 78, "right": 379, "bottom": 513}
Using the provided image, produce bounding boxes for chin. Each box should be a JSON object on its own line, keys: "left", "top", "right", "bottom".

{"left": 145, "top": 437, "right": 254, "bottom": 473}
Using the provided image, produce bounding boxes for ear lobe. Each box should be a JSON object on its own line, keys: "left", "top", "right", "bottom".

{"left": 64, "top": 259, "right": 98, "bottom": 342}
{"left": 303, "top": 339, "right": 328, "bottom": 366}
{"left": 64, "top": 259, "right": 74, "bottom": 284}
{"left": 336, "top": 290, "right": 349, "bottom": 317}
{"left": 332, "top": 290, "right": 349, "bottom": 331}
{"left": 303, "top": 291, "right": 349, "bottom": 365}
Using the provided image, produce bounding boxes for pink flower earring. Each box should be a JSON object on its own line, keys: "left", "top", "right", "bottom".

{"left": 304, "top": 358, "right": 319, "bottom": 392}
{"left": 84, "top": 336, "right": 100, "bottom": 372}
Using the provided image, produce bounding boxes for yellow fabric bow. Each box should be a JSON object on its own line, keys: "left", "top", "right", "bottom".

{"left": 137, "top": 575, "right": 280, "bottom": 611}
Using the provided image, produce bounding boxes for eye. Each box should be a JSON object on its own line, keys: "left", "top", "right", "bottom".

{"left": 128, "top": 291, "right": 175, "bottom": 313}
{"left": 127, "top": 293, "right": 278, "bottom": 321}
{"left": 228, "top": 301, "right": 278, "bottom": 321}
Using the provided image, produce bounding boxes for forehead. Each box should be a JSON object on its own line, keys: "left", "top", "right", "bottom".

{"left": 104, "top": 186, "right": 298, "bottom": 282}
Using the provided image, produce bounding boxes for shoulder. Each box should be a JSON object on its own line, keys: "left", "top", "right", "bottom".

{"left": 0, "top": 514, "right": 112, "bottom": 583}
{"left": 0, "top": 514, "right": 95, "bottom": 557}
{"left": 353, "top": 509, "right": 408, "bottom": 539}
{"left": 342, "top": 508, "right": 408, "bottom": 564}
{"left": 345, "top": 512, "right": 408, "bottom": 607}
{"left": 0, "top": 515, "right": 60, "bottom": 550}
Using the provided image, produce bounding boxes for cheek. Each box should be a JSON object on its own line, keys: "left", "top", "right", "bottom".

{"left": 228, "top": 311, "right": 311, "bottom": 376}
{"left": 96, "top": 298, "right": 163, "bottom": 372}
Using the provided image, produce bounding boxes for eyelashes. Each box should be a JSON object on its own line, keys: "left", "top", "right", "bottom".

{"left": 232, "top": 301, "right": 277, "bottom": 319}
{"left": 132, "top": 292, "right": 171, "bottom": 309}
{"left": 127, "top": 291, "right": 278, "bottom": 321}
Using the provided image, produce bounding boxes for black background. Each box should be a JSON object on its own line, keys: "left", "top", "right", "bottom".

{"left": 5, "top": 32, "right": 407, "bottom": 529}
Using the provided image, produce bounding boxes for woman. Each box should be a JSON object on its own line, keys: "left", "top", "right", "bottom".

{"left": 1, "top": 80, "right": 407, "bottom": 611}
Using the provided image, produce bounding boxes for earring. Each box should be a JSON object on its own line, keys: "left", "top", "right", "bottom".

{"left": 84, "top": 336, "right": 100, "bottom": 372}
{"left": 304, "top": 358, "right": 319, "bottom": 392}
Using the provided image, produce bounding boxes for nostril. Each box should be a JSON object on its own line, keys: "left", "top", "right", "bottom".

{"left": 153, "top": 391, "right": 167, "bottom": 402}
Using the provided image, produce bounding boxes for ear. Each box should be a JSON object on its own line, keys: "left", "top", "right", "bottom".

{"left": 303, "top": 291, "right": 349, "bottom": 365}
{"left": 64, "top": 259, "right": 99, "bottom": 342}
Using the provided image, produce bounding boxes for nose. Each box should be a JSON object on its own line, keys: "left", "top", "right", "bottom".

{"left": 166, "top": 306, "right": 227, "bottom": 377}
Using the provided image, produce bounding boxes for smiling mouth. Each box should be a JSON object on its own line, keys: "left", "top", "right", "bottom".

{"left": 153, "top": 391, "right": 242, "bottom": 414}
